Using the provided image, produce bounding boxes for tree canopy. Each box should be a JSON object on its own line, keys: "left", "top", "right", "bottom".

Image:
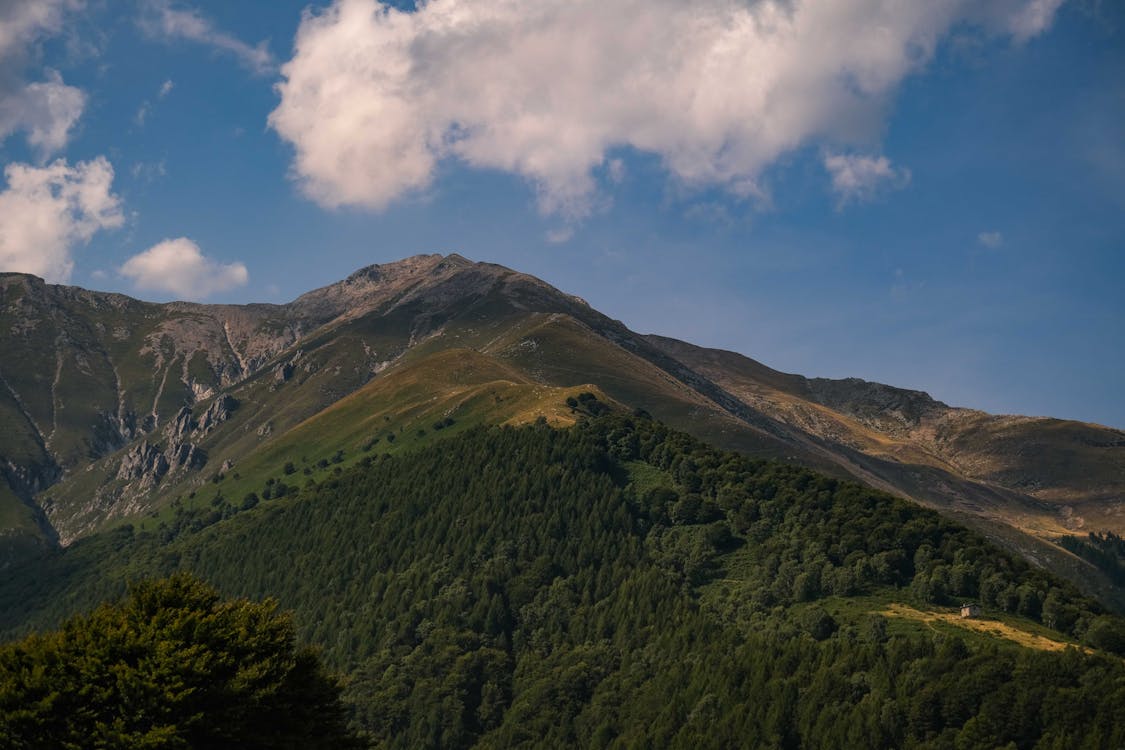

{"left": 0, "top": 574, "right": 364, "bottom": 749}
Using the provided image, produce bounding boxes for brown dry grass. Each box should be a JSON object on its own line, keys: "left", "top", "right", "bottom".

{"left": 880, "top": 602, "right": 1088, "bottom": 653}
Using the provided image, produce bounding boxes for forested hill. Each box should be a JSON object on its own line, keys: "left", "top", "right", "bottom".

{"left": 2, "top": 413, "right": 1124, "bottom": 747}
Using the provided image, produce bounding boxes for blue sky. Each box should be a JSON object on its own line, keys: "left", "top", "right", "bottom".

{"left": 0, "top": 0, "right": 1122, "bottom": 428}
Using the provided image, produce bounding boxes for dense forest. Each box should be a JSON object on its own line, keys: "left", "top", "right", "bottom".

{"left": 2, "top": 411, "right": 1124, "bottom": 748}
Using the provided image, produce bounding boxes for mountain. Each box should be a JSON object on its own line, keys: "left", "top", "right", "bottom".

{"left": 1, "top": 253, "right": 1123, "bottom": 608}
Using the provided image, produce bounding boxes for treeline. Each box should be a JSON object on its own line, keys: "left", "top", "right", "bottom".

{"left": 1, "top": 414, "right": 1123, "bottom": 747}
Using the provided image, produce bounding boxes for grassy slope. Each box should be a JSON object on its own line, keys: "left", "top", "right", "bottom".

{"left": 120, "top": 348, "right": 614, "bottom": 533}
{"left": 480, "top": 312, "right": 841, "bottom": 471}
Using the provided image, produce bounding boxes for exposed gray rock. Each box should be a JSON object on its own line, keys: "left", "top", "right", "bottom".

{"left": 116, "top": 434, "right": 206, "bottom": 489}
{"left": 167, "top": 440, "right": 206, "bottom": 473}
{"left": 194, "top": 395, "right": 238, "bottom": 438}
{"left": 163, "top": 407, "right": 194, "bottom": 441}
{"left": 805, "top": 377, "right": 947, "bottom": 430}
{"left": 116, "top": 441, "right": 169, "bottom": 484}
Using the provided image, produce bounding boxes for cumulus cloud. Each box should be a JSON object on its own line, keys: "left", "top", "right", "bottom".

{"left": 823, "top": 152, "right": 911, "bottom": 207}
{"left": 0, "top": 0, "right": 87, "bottom": 155}
{"left": 0, "top": 157, "right": 123, "bottom": 282}
{"left": 978, "top": 230, "right": 1004, "bottom": 248}
{"left": 270, "top": 0, "right": 1065, "bottom": 218}
{"left": 120, "top": 237, "right": 248, "bottom": 300}
{"left": 139, "top": 1, "right": 275, "bottom": 75}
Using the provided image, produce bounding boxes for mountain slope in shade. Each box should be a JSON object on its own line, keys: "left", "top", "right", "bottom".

{"left": 1, "top": 254, "right": 1122, "bottom": 609}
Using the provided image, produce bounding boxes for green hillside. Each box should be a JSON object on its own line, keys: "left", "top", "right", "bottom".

{"left": 3, "top": 413, "right": 1123, "bottom": 748}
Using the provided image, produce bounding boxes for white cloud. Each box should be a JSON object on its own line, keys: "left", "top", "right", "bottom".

{"left": 130, "top": 159, "right": 167, "bottom": 181}
{"left": 0, "top": 0, "right": 87, "bottom": 155}
{"left": 545, "top": 227, "right": 574, "bottom": 244}
{"left": 978, "top": 230, "right": 1004, "bottom": 248}
{"left": 139, "top": 1, "right": 275, "bottom": 75}
{"left": 120, "top": 237, "right": 248, "bottom": 300}
{"left": 270, "top": 0, "right": 1064, "bottom": 218}
{"left": 823, "top": 152, "right": 911, "bottom": 207}
{"left": 135, "top": 79, "right": 176, "bottom": 126}
{"left": 606, "top": 158, "right": 626, "bottom": 185}
{"left": 975, "top": 0, "right": 1066, "bottom": 42}
{"left": 0, "top": 157, "right": 123, "bottom": 283}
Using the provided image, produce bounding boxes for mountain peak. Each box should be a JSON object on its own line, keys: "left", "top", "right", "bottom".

{"left": 439, "top": 252, "right": 473, "bottom": 267}
{"left": 340, "top": 253, "right": 445, "bottom": 284}
{"left": 288, "top": 254, "right": 453, "bottom": 320}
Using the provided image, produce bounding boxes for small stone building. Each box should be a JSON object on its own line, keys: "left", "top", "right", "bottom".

{"left": 960, "top": 603, "right": 981, "bottom": 618}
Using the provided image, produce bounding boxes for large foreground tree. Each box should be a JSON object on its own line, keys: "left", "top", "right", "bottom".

{"left": 0, "top": 574, "right": 365, "bottom": 749}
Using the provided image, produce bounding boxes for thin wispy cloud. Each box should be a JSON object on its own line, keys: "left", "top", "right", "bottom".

{"left": 134, "top": 78, "right": 174, "bottom": 126}
{"left": 545, "top": 227, "right": 574, "bottom": 245}
{"left": 978, "top": 231, "right": 1004, "bottom": 248}
{"left": 139, "top": 1, "right": 275, "bottom": 75}
{"left": 270, "top": 0, "right": 1065, "bottom": 218}
{"left": 130, "top": 159, "right": 167, "bottom": 182}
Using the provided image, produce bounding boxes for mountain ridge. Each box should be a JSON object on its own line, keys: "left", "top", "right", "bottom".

{"left": 1, "top": 254, "right": 1122, "bottom": 609}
